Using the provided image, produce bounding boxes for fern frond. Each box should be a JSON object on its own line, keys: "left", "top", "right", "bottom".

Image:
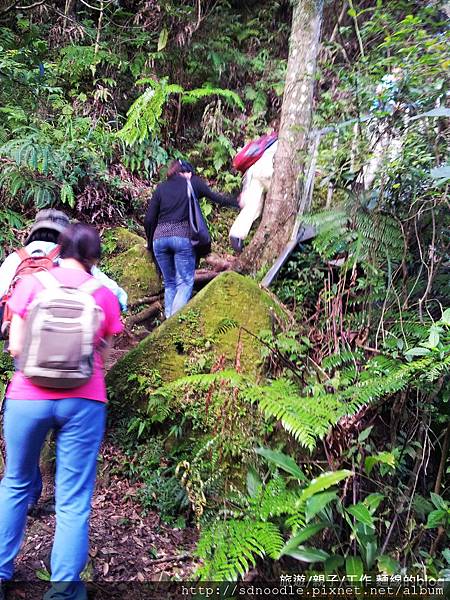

{"left": 322, "top": 349, "right": 364, "bottom": 371}
{"left": 248, "top": 476, "right": 300, "bottom": 521}
{"left": 183, "top": 86, "right": 244, "bottom": 110}
{"left": 117, "top": 79, "right": 243, "bottom": 145}
{"left": 165, "top": 369, "right": 251, "bottom": 392}
{"left": 304, "top": 200, "right": 404, "bottom": 267}
{"left": 196, "top": 520, "right": 283, "bottom": 580}
{"left": 215, "top": 318, "right": 239, "bottom": 336}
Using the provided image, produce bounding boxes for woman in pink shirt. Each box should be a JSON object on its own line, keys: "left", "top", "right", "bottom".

{"left": 0, "top": 223, "right": 123, "bottom": 600}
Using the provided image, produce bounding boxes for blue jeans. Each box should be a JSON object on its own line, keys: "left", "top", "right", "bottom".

{"left": 29, "top": 462, "right": 43, "bottom": 505}
{"left": 153, "top": 236, "right": 196, "bottom": 318}
{"left": 12, "top": 358, "right": 43, "bottom": 508}
{"left": 0, "top": 398, "right": 106, "bottom": 598}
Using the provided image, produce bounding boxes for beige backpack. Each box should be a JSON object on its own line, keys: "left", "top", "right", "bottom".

{"left": 18, "top": 271, "right": 103, "bottom": 389}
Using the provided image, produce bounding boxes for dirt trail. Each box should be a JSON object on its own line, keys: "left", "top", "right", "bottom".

{"left": 1, "top": 332, "right": 198, "bottom": 587}
{"left": 14, "top": 440, "right": 197, "bottom": 583}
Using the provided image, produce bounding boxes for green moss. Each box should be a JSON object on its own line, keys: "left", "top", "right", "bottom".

{"left": 106, "top": 243, "right": 161, "bottom": 304}
{"left": 107, "top": 272, "right": 288, "bottom": 513}
{"left": 106, "top": 271, "right": 286, "bottom": 414}
{"left": 109, "top": 227, "right": 145, "bottom": 253}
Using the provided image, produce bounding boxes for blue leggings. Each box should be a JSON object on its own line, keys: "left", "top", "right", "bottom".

{"left": 0, "top": 398, "right": 106, "bottom": 596}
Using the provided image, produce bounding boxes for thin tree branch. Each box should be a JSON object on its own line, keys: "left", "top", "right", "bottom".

{"left": 347, "top": 0, "right": 365, "bottom": 58}
{"left": 17, "top": 0, "right": 45, "bottom": 8}
{"left": 78, "top": 0, "right": 113, "bottom": 11}
{"left": 329, "top": 0, "right": 348, "bottom": 45}
{"left": 0, "top": 0, "right": 44, "bottom": 15}
{"left": 94, "top": 0, "right": 104, "bottom": 55}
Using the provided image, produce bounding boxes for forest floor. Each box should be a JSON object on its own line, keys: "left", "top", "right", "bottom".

{"left": 14, "top": 438, "right": 198, "bottom": 584}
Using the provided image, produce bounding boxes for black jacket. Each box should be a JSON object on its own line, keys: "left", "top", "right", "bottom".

{"left": 144, "top": 174, "right": 238, "bottom": 247}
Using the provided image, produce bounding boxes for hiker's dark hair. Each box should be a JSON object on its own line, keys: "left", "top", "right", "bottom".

{"left": 58, "top": 223, "right": 101, "bottom": 273}
{"left": 179, "top": 160, "right": 195, "bottom": 174}
{"left": 27, "top": 228, "right": 60, "bottom": 245}
{"left": 167, "top": 160, "right": 183, "bottom": 178}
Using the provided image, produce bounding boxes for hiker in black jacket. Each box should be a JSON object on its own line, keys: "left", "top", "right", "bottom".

{"left": 144, "top": 160, "right": 238, "bottom": 318}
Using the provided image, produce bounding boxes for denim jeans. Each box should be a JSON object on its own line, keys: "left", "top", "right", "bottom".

{"left": 12, "top": 358, "right": 43, "bottom": 508}
{"left": 0, "top": 398, "right": 106, "bottom": 599}
{"left": 153, "top": 236, "right": 196, "bottom": 318}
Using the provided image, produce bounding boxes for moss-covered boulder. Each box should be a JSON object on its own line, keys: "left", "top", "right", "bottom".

{"left": 105, "top": 240, "right": 161, "bottom": 304}
{"left": 107, "top": 271, "right": 285, "bottom": 409}
{"left": 108, "top": 227, "right": 146, "bottom": 253}
{"left": 106, "top": 272, "right": 288, "bottom": 516}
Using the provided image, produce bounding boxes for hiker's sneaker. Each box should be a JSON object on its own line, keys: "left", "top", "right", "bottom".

{"left": 27, "top": 502, "right": 39, "bottom": 517}
{"left": 41, "top": 500, "right": 55, "bottom": 514}
{"left": 28, "top": 499, "right": 56, "bottom": 517}
{"left": 230, "top": 236, "right": 244, "bottom": 253}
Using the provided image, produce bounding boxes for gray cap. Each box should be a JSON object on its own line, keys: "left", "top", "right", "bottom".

{"left": 25, "top": 209, "right": 70, "bottom": 245}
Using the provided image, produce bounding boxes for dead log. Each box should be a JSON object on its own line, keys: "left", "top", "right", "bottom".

{"left": 128, "top": 294, "right": 162, "bottom": 310}
{"left": 125, "top": 301, "right": 162, "bottom": 328}
{"left": 128, "top": 271, "right": 221, "bottom": 309}
{"left": 205, "top": 253, "right": 238, "bottom": 272}
{"left": 194, "top": 269, "right": 221, "bottom": 287}
{"left": 125, "top": 271, "right": 221, "bottom": 326}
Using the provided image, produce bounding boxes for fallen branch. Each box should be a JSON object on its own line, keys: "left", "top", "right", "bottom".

{"left": 194, "top": 269, "right": 221, "bottom": 286}
{"left": 127, "top": 271, "right": 220, "bottom": 310}
{"left": 149, "top": 552, "right": 191, "bottom": 565}
{"left": 125, "top": 301, "right": 161, "bottom": 328}
{"left": 128, "top": 294, "right": 161, "bottom": 310}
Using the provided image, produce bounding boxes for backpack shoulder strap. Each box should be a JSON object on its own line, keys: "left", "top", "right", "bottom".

{"left": 34, "top": 271, "right": 61, "bottom": 289}
{"left": 79, "top": 277, "right": 101, "bottom": 295}
{"left": 16, "top": 248, "right": 29, "bottom": 261}
{"left": 46, "top": 244, "right": 61, "bottom": 262}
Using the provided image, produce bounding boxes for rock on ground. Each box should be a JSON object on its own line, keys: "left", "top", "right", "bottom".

{"left": 102, "top": 228, "right": 161, "bottom": 305}
{"left": 106, "top": 271, "right": 286, "bottom": 413}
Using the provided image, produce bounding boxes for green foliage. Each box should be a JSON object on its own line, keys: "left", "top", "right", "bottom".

{"left": 0, "top": 209, "right": 26, "bottom": 258}
{"left": 273, "top": 245, "right": 327, "bottom": 312}
{"left": 426, "top": 494, "right": 450, "bottom": 533}
{"left": 139, "top": 469, "right": 188, "bottom": 526}
{"left": 117, "top": 79, "right": 183, "bottom": 146}
{"left": 196, "top": 520, "right": 283, "bottom": 580}
{"left": 117, "top": 78, "right": 243, "bottom": 146}
{"left": 304, "top": 194, "right": 404, "bottom": 269}
{"left": 0, "top": 344, "right": 14, "bottom": 399}
{"left": 194, "top": 310, "right": 450, "bottom": 578}
{"left": 196, "top": 467, "right": 352, "bottom": 579}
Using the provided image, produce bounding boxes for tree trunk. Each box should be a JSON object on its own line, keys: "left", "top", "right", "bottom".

{"left": 239, "top": 0, "right": 324, "bottom": 273}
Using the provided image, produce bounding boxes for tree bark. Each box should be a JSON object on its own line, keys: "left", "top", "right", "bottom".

{"left": 239, "top": 0, "right": 324, "bottom": 273}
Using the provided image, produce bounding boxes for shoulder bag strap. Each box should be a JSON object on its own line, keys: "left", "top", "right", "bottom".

{"left": 187, "top": 179, "right": 198, "bottom": 203}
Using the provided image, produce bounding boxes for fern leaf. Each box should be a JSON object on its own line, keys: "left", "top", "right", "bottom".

{"left": 196, "top": 520, "right": 283, "bottom": 580}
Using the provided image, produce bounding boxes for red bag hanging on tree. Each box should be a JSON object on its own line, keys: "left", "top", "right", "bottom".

{"left": 232, "top": 132, "right": 278, "bottom": 173}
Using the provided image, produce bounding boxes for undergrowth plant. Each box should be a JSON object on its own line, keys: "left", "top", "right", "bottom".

{"left": 190, "top": 312, "right": 450, "bottom": 579}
